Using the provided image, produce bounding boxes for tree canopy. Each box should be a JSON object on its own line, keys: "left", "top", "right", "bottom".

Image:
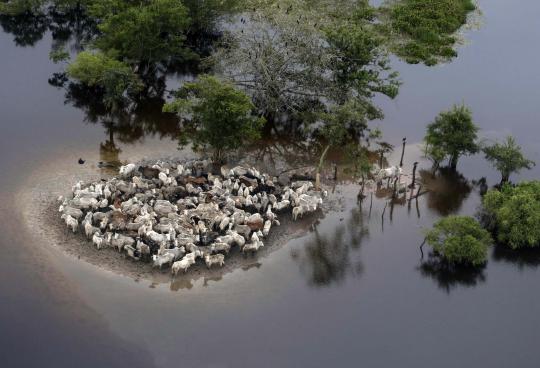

{"left": 424, "top": 104, "right": 479, "bottom": 169}
{"left": 91, "top": 0, "right": 193, "bottom": 65}
{"left": 424, "top": 215, "right": 492, "bottom": 266}
{"left": 482, "top": 181, "right": 540, "bottom": 250}
{"left": 66, "top": 51, "right": 143, "bottom": 107}
{"left": 482, "top": 136, "right": 535, "bottom": 184}
{"left": 163, "top": 75, "right": 265, "bottom": 162}
{"left": 210, "top": 1, "right": 399, "bottom": 125}
{"left": 379, "top": 0, "right": 476, "bottom": 65}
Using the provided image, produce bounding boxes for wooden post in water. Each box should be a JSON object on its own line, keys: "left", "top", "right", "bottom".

{"left": 399, "top": 137, "right": 406, "bottom": 167}
{"left": 409, "top": 161, "right": 418, "bottom": 189}
{"left": 392, "top": 176, "right": 399, "bottom": 199}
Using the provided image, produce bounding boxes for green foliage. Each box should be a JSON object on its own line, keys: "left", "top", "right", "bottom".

{"left": 92, "top": 0, "right": 193, "bottom": 65}
{"left": 482, "top": 136, "right": 535, "bottom": 183}
{"left": 324, "top": 4, "right": 400, "bottom": 101}
{"left": 182, "top": 0, "right": 242, "bottom": 32}
{"left": 49, "top": 47, "right": 70, "bottom": 63}
{"left": 163, "top": 75, "right": 265, "bottom": 162}
{"left": 424, "top": 104, "right": 479, "bottom": 169}
{"left": 67, "top": 51, "right": 143, "bottom": 107}
{"left": 0, "top": 0, "right": 44, "bottom": 15}
{"left": 380, "top": 0, "right": 476, "bottom": 65}
{"left": 212, "top": 1, "right": 399, "bottom": 126}
{"left": 425, "top": 216, "right": 492, "bottom": 266}
{"left": 482, "top": 182, "right": 540, "bottom": 250}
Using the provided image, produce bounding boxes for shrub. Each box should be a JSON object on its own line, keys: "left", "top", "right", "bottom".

{"left": 482, "top": 181, "right": 540, "bottom": 249}
{"left": 482, "top": 136, "right": 535, "bottom": 184}
{"left": 425, "top": 216, "right": 492, "bottom": 266}
{"left": 423, "top": 104, "right": 479, "bottom": 169}
{"left": 163, "top": 75, "right": 265, "bottom": 162}
{"left": 381, "top": 0, "right": 476, "bottom": 65}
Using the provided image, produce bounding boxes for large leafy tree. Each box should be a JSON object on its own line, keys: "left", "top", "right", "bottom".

{"left": 379, "top": 0, "right": 476, "bottom": 65}
{"left": 482, "top": 181, "right": 540, "bottom": 250}
{"left": 163, "top": 75, "right": 265, "bottom": 162}
{"left": 424, "top": 215, "right": 492, "bottom": 266}
{"left": 66, "top": 51, "right": 143, "bottom": 107}
{"left": 91, "top": 0, "right": 193, "bottom": 66}
{"left": 210, "top": 1, "right": 399, "bottom": 125}
{"left": 424, "top": 104, "right": 479, "bottom": 169}
{"left": 482, "top": 136, "right": 535, "bottom": 184}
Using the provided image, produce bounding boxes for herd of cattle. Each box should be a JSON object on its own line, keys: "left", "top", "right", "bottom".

{"left": 58, "top": 160, "right": 325, "bottom": 275}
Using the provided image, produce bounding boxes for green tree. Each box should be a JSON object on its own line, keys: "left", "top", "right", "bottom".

{"left": 424, "top": 215, "right": 492, "bottom": 266}
{"left": 379, "top": 0, "right": 476, "bottom": 66}
{"left": 482, "top": 136, "right": 535, "bottom": 184}
{"left": 66, "top": 51, "right": 143, "bottom": 107}
{"left": 314, "top": 100, "right": 375, "bottom": 190}
{"left": 92, "top": 0, "right": 193, "bottom": 65}
{"left": 163, "top": 75, "right": 265, "bottom": 162}
{"left": 482, "top": 181, "right": 540, "bottom": 249}
{"left": 211, "top": 2, "right": 399, "bottom": 124}
{"left": 424, "top": 104, "right": 479, "bottom": 169}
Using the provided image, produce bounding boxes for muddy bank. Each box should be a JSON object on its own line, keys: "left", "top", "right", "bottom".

{"left": 18, "top": 146, "right": 342, "bottom": 287}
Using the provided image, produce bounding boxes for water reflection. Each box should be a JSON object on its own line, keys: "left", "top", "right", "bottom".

{"left": 418, "top": 256, "right": 486, "bottom": 293}
{"left": 419, "top": 167, "right": 472, "bottom": 216}
{"left": 492, "top": 245, "right": 540, "bottom": 270}
{"left": 0, "top": 2, "right": 97, "bottom": 50}
{"left": 52, "top": 78, "right": 183, "bottom": 148}
{"left": 292, "top": 207, "right": 367, "bottom": 287}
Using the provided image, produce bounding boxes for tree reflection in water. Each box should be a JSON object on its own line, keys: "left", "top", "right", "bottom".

{"left": 292, "top": 207, "right": 368, "bottom": 287}
{"left": 418, "top": 255, "right": 486, "bottom": 294}
{"left": 0, "top": 2, "right": 97, "bottom": 50}
{"left": 492, "top": 245, "right": 540, "bottom": 270}
{"left": 419, "top": 167, "right": 472, "bottom": 216}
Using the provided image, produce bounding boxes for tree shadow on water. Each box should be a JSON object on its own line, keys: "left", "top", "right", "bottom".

{"left": 418, "top": 254, "right": 486, "bottom": 294}
{"left": 419, "top": 167, "right": 472, "bottom": 216}
{"left": 291, "top": 207, "right": 368, "bottom": 288}
{"left": 492, "top": 244, "right": 540, "bottom": 270}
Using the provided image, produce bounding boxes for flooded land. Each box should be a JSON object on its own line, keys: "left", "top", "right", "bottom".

{"left": 1, "top": 0, "right": 540, "bottom": 367}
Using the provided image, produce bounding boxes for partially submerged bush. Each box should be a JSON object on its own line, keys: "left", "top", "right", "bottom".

{"left": 425, "top": 216, "right": 492, "bottom": 266}
{"left": 163, "top": 75, "right": 265, "bottom": 163}
{"left": 67, "top": 51, "right": 142, "bottom": 107}
{"left": 482, "top": 136, "right": 535, "bottom": 184}
{"left": 482, "top": 181, "right": 540, "bottom": 249}
{"left": 380, "top": 0, "right": 476, "bottom": 65}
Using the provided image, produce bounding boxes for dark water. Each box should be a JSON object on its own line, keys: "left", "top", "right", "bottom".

{"left": 1, "top": 1, "right": 540, "bottom": 367}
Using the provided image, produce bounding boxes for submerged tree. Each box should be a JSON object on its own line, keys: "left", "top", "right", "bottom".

{"left": 379, "top": 0, "right": 476, "bottom": 65}
{"left": 90, "top": 0, "right": 194, "bottom": 66}
{"left": 66, "top": 51, "right": 143, "bottom": 108}
{"left": 424, "top": 215, "right": 492, "bottom": 266}
{"left": 482, "top": 136, "right": 535, "bottom": 184}
{"left": 482, "top": 181, "right": 540, "bottom": 250}
{"left": 424, "top": 104, "right": 479, "bottom": 169}
{"left": 163, "top": 75, "right": 265, "bottom": 163}
{"left": 210, "top": 2, "right": 399, "bottom": 124}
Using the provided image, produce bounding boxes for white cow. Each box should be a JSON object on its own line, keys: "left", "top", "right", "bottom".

{"left": 377, "top": 166, "right": 403, "bottom": 181}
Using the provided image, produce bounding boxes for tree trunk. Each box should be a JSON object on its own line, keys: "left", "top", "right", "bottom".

{"left": 315, "top": 145, "right": 331, "bottom": 191}
{"left": 449, "top": 154, "right": 459, "bottom": 170}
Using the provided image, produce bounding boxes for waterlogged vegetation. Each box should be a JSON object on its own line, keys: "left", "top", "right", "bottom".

{"left": 1, "top": 0, "right": 537, "bottom": 285}
{"left": 423, "top": 104, "right": 479, "bottom": 170}
{"left": 163, "top": 75, "right": 265, "bottom": 162}
{"left": 482, "top": 136, "right": 535, "bottom": 184}
{"left": 482, "top": 182, "right": 540, "bottom": 250}
{"left": 425, "top": 216, "right": 492, "bottom": 266}
{"left": 380, "top": 0, "right": 477, "bottom": 65}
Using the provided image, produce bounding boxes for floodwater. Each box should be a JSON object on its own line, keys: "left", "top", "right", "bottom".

{"left": 1, "top": 1, "right": 540, "bottom": 367}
